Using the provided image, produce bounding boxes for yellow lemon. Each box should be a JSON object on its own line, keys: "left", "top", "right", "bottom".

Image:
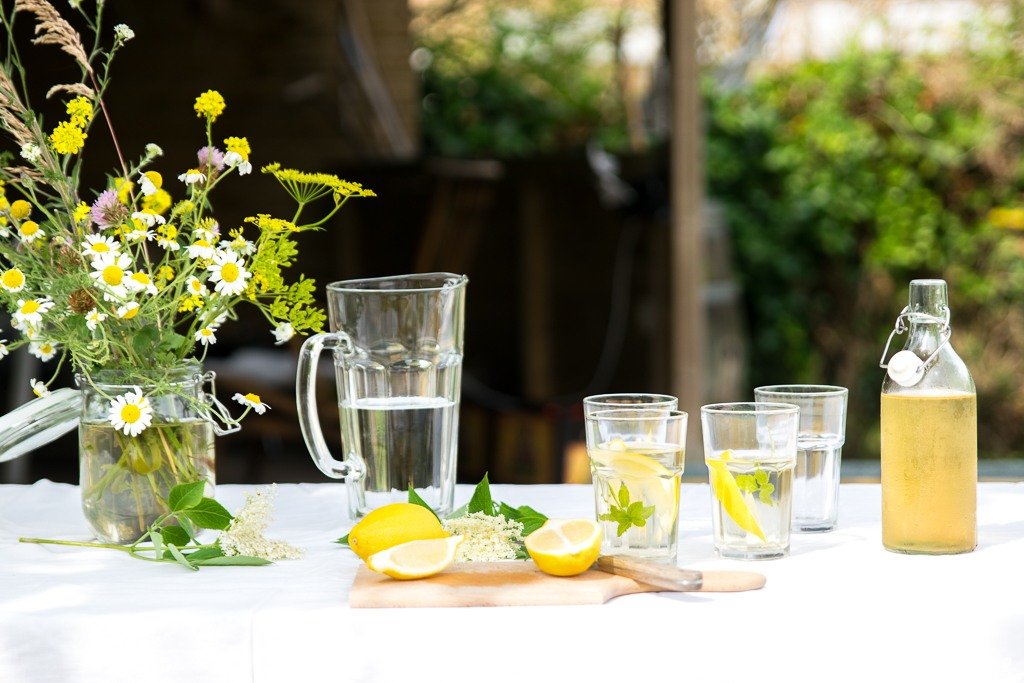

{"left": 348, "top": 502, "right": 448, "bottom": 562}
{"left": 366, "top": 536, "right": 463, "bottom": 580}
{"left": 524, "top": 519, "right": 602, "bottom": 577}
{"left": 592, "top": 447, "right": 680, "bottom": 524}
{"left": 707, "top": 450, "right": 766, "bottom": 542}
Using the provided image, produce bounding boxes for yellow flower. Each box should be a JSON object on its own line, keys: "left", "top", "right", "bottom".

{"left": 157, "top": 265, "right": 175, "bottom": 281}
{"left": 72, "top": 202, "right": 91, "bottom": 224}
{"left": 177, "top": 294, "right": 204, "bottom": 312}
{"left": 66, "top": 97, "right": 94, "bottom": 127}
{"left": 224, "top": 136, "right": 251, "bottom": 158}
{"left": 114, "top": 177, "right": 134, "bottom": 204}
{"left": 194, "top": 90, "right": 226, "bottom": 121}
{"left": 18, "top": 220, "right": 43, "bottom": 243}
{"left": 49, "top": 120, "right": 87, "bottom": 155}
{"left": 139, "top": 171, "right": 163, "bottom": 196}
{"left": 9, "top": 200, "right": 31, "bottom": 220}
{"left": 143, "top": 189, "right": 172, "bottom": 215}
{"left": 1, "top": 267, "right": 26, "bottom": 292}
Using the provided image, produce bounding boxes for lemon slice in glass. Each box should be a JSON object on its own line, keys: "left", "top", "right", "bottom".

{"left": 706, "top": 450, "right": 766, "bottom": 542}
{"left": 366, "top": 535, "right": 463, "bottom": 580}
{"left": 524, "top": 519, "right": 602, "bottom": 576}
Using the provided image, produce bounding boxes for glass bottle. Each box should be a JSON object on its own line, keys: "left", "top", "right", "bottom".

{"left": 879, "top": 279, "right": 977, "bottom": 554}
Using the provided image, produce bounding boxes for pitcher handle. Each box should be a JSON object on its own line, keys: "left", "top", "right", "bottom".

{"left": 296, "top": 331, "right": 363, "bottom": 481}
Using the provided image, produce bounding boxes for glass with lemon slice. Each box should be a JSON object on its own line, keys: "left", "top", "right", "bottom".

{"left": 701, "top": 402, "right": 799, "bottom": 560}
{"left": 585, "top": 409, "right": 686, "bottom": 563}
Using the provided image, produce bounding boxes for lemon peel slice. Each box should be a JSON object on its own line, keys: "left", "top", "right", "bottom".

{"left": 525, "top": 519, "right": 602, "bottom": 577}
{"left": 707, "top": 450, "right": 766, "bottom": 542}
{"left": 366, "top": 535, "right": 463, "bottom": 580}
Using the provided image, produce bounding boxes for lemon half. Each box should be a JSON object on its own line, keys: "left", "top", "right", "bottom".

{"left": 366, "top": 535, "right": 463, "bottom": 580}
{"left": 524, "top": 519, "right": 602, "bottom": 576}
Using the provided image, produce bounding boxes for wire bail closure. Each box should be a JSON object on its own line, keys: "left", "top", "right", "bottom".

{"left": 879, "top": 305, "right": 951, "bottom": 386}
{"left": 199, "top": 370, "right": 241, "bottom": 436}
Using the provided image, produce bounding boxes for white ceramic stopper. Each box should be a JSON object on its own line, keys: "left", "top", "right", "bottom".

{"left": 887, "top": 350, "right": 925, "bottom": 387}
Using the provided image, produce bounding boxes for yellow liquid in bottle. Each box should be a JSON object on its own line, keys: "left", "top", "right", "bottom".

{"left": 880, "top": 391, "right": 977, "bottom": 554}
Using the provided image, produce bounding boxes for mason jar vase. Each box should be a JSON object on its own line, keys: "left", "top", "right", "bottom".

{"left": 78, "top": 362, "right": 216, "bottom": 544}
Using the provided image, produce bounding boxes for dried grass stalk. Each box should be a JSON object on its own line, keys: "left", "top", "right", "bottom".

{"left": 14, "top": 0, "right": 92, "bottom": 74}
{"left": 46, "top": 82, "right": 95, "bottom": 99}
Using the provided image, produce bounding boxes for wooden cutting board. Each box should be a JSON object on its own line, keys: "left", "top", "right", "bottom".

{"left": 349, "top": 561, "right": 765, "bottom": 608}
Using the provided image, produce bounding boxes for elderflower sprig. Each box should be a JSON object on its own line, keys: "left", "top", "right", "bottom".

{"left": 19, "top": 481, "right": 301, "bottom": 570}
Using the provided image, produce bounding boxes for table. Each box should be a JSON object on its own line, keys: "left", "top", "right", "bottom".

{"left": 2, "top": 481, "right": 1022, "bottom": 683}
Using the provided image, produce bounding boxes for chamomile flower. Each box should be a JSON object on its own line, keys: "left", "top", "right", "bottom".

{"left": 179, "top": 168, "right": 206, "bottom": 185}
{"left": 108, "top": 388, "right": 153, "bottom": 437}
{"left": 223, "top": 137, "right": 252, "bottom": 175}
{"left": 18, "top": 220, "right": 44, "bottom": 243}
{"left": 186, "top": 276, "right": 208, "bottom": 298}
{"left": 125, "top": 271, "right": 158, "bottom": 296}
{"left": 1, "top": 267, "right": 26, "bottom": 292}
{"left": 187, "top": 238, "right": 216, "bottom": 260}
{"left": 14, "top": 297, "right": 54, "bottom": 328}
{"left": 207, "top": 250, "right": 251, "bottom": 296}
{"left": 90, "top": 252, "right": 132, "bottom": 300}
{"left": 123, "top": 218, "right": 156, "bottom": 242}
{"left": 156, "top": 224, "right": 181, "bottom": 251}
{"left": 20, "top": 143, "right": 42, "bottom": 163}
{"left": 233, "top": 392, "right": 269, "bottom": 415}
{"left": 85, "top": 308, "right": 107, "bottom": 331}
{"left": 116, "top": 302, "right": 140, "bottom": 320}
{"left": 272, "top": 322, "right": 294, "bottom": 345}
{"left": 81, "top": 234, "right": 121, "bottom": 262}
{"left": 28, "top": 340, "right": 58, "bottom": 362}
{"left": 0, "top": 341, "right": 8, "bottom": 359}
{"left": 226, "top": 235, "right": 257, "bottom": 256}
{"left": 30, "top": 378, "right": 50, "bottom": 398}
{"left": 131, "top": 210, "right": 165, "bottom": 227}
{"left": 9, "top": 200, "right": 30, "bottom": 220}
{"left": 195, "top": 327, "right": 217, "bottom": 346}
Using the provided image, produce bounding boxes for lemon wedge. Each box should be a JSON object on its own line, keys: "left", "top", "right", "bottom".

{"left": 706, "top": 450, "right": 766, "bottom": 542}
{"left": 366, "top": 535, "right": 463, "bottom": 580}
{"left": 524, "top": 519, "right": 602, "bottom": 576}
{"left": 348, "top": 502, "right": 448, "bottom": 561}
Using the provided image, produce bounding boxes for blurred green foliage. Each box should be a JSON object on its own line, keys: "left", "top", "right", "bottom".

{"left": 707, "top": 23, "right": 1024, "bottom": 457}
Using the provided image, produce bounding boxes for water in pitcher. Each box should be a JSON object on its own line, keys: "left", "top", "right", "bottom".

{"left": 339, "top": 396, "right": 458, "bottom": 517}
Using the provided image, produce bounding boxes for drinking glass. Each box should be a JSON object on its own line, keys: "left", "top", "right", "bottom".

{"left": 583, "top": 393, "right": 678, "bottom": 417}
{"left": 700, "top": 402, "right": 799, "bottom": 560}
{"left": 754, "top": 385, "right": 848, "bottom": 532}
{"left": 296, "top": 273, "right": 467, "bottom": 520}
{"left": 585, "top": 409, "right": 687, "bottom": 564}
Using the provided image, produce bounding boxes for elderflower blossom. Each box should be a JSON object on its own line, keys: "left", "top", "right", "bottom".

{"left": 20, "top": 143, "right": 41, "bottom": 163}
{"left": 442, "top": 512, "right": 524, "bottom": 562}
{"left": 219, "top": 485, "right": 303, "bottom": 560}
{"left": 113, "top": 23, "right": 135, "bottom": 43}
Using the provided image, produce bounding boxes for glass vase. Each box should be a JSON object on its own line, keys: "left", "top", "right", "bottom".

{"left": 78, "top": 362, "right": 216, "bottom": 544}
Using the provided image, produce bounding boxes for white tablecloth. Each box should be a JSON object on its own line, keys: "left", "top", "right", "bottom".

{"left": 1, "top": 481, "right": 1022, "bottom": 683}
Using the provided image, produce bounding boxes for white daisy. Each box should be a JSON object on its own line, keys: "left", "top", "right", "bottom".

{"left": 131, "top": 210, "right": 165, "bottom": 227}
{"left": 0, "top": 341, "right": 9, "bottom": 359}
{"left": 85, "top": 308, "right": 107, "bottom": 331}
{"left": 123, "top": 224, "right": 155, "bottom": 243}
{"left": 224, "top": 151, "right": 252, "bottom": 175}
{"left": 187, "top": 238, "right": 216, "bottom": 260}
{"left": 272, "top": 322, "right": 294, "bottom": 345}
{"left": 186, "top": 276, "right": 208, "bottom": 297}
{"left": 0, "top": 267, "right": 26, "bottom": 293}
{"left": 116, "top": 302, "right": 140, "bottom": 320}
{"left": 203, "top": 310, "right": 229, "bottom": 330}
{"left": 232, "top": 392, "right": 269, "bottom": 415}
{"left": 178, "top": 169, "right": 206, "bottom": 185}
{"left": 156, "top": 225, "right": 181, "bottom": 251}
{"left": 28, "top": 340, "right": 58, "bottom": 362}
{"left": 90, "top": 252, "right": 132, "bottom": 300}
{"left": 193, "top": 224, "right": 219, "bottom": 242}
{"left": 30, "top": 378, "right": 49, "bottom": 398}
{"left": 206, "top": 250, "right": 251, "bottom": 297}
{"left": 18, "top": 220, "right": 44, "bottom": 244}
{"left": 13, "top": 297, "right": 54, "bottom": 328}
{"left": 125, "top": 271, "right": 158, "bottom": 296}
{"left": 195, "top": 327, "right": 217, "bottom": 346}
{"left": 108, "top": 388, "right": 153, "bottom": 437}
{"left": 138, "top": 171, "right": 161, "bottom": 197}
{"left": 81, "top": 234, "right": 121, "bottom": 262}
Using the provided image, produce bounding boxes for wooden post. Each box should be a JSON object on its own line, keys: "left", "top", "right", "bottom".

{"left": 670, "top": 0, "right": 706, "bottom": 467}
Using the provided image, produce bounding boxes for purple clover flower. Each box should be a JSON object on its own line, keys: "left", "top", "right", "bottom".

{"left": 91, "top": 189, "right": 127, "bottom": 229}
{"left": 198, "top": 146, "right": 225, "bottom": 173}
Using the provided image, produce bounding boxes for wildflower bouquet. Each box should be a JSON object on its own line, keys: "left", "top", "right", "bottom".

{"left": 0, "top": 1, "right": 373, "bottom": 542}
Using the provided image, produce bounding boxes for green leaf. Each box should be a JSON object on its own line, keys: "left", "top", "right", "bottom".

{"left": 466, "top": 473, "right": 495, "bottom": 515}
{"left": 149, "top": 530, "right": 165, "bottom": 559}
{"left": 758, "top": 482, "right": 775, "bottom": 505}
{"left": 754, "top": 469, "right": 769, "bottom": 486}
{"left": 735, "top": 474, "right": 758, "bottom": 494}
{"left": 177, "top": 516, "right": 198, "bottom": 541}
{"left": 617, "top": 482, "right": 630, "bottom": 508}
{"left": 190, "top": 555, "right": 272, "bottom": 567}
{"left": 168, "top": 481, "right": 205, "bottom": 512}
{"left": 448, "top": 503, "right": 469, "bottom": 519}
{"left": 160, "top": 525, "right": 191, "bottom": 547}
{"left": 518, "top": 514, "right": 547, "bottom": 537}
{"left": 335, "top": 533, "right": 350, "bottom": 546}
{"left": 167, "top": 544, "right": 197, "bottom": 571}
{"left": 498, "top": 502, "right": 520, "bottom": 520}
{"left": 515, "top": 505, "right": 545, "bottom": 518}
{"left": 183, "top": 547, "right": 224, "bottom": 562}
{"left": 407, "top": 487, "right": 441, "bottom": 523}
{"left": 180, "top": 498, "right": 233, "bottom": 530}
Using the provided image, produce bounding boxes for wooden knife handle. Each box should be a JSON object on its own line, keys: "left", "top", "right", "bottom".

{"left": 596, "top": 556, "right": 766, "bottom": 593}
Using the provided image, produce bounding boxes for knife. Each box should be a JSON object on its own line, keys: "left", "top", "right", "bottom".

{"left": 596, "top": 555, "right": 766, "bottom": 592}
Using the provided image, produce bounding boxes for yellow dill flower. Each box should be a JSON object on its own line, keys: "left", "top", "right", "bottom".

{"left": 194, "top": 90, "right": 226, "bottom": 121}
{"left": 171, "top": 200, "right": 195, "bottom": 218}
{"left": 177, "top": 294, "right": 205, "bottom": 312}
{"left": 66, "top": 97, "right": 94, "bottom": 127}
{"left": 72, "top": 201, "right": 91, "bottom": 224}
{"left": 114, "top": 177, "right": 134, "bottom": 204}
{"left": 143, "top": 189, "right": 172, "bottom": 215}
{"left": 261, "top": 163, "right": 375, "bottom": 202}
{"left": 245, "top": 214, "right": 297, "bottom": 233}
{"left": 49, "top": 120, "right": 87, "bottom": 155}
{"left": 157, "top": 265, "right": 175, "bottom": 281}
{"left": 9, "top": 200, "right": 31, "bottom": 220}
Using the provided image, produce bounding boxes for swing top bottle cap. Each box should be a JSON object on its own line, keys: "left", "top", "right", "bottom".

{"left": 887, "top": 350, "right": 926, "bottom": 386}
{"left": 909, "top": 279, "right": 947, "bottom": 315}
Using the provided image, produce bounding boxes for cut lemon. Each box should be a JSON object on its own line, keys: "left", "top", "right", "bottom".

{"left": 591, "top": 447, "right": 680, "bottom": 524}
{"left": 348, "top": 502, "right": 448, "bottom": 561}
{"left": 706, "top": 450, "right": 766, "bottom": 542}
{"left": 524, "top": 519, "right": 602, "bottom": 577}
{"left": 366, "top": 535, "right": 463, "bottom": 580}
